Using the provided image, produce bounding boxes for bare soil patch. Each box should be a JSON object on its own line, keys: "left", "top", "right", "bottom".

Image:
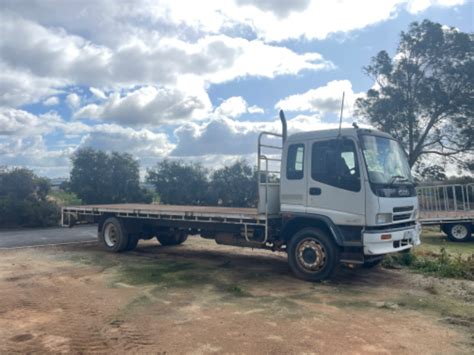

{"left": 0, "top": 237, "right": 473, "bottom": 354}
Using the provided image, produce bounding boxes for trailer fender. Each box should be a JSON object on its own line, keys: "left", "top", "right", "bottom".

{"left": 281, "top": 213, "right": 345, "bottom": 247}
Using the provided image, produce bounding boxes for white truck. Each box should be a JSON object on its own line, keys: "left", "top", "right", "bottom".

{"left": 62, "top": 111, "right": 421, "bottom": 281}
{"left": 418, "top": 183, "right": 474, "bottom": 242}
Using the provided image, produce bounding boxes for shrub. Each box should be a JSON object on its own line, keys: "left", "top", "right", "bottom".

{"left": 0, "top": 168, "right": 60, "bottom": 228}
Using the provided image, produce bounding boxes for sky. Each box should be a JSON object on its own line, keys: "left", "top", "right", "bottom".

{"left": 0, "top": 0, "right": 472, "bottom": 178}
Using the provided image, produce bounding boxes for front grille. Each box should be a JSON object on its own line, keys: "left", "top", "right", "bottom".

{"left": 393, "top": 206, "right": 413, "bottom": 213}
{"left": 393, "top": 213, "right": 412, "bottom": 221}
{"left": 393, "top": 206, "right": 414, "bottom": 221}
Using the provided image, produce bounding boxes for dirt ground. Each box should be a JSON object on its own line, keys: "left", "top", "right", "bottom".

{"left": 0, "top": 236, "right": 473, "bottom": 354}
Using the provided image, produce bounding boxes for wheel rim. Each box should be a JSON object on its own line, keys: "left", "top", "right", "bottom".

{"left": 451, "top": 224, "right": 468, "bottom": 240}
{"left": 296, "top": 238, "right": 327, "bottom": 272}
{"left": 104, "top": 223, "right": 118, "bottom": 247}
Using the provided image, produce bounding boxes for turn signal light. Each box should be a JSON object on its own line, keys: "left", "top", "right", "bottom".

{"left": 381, "top": 234, "right": 392, "bottom": 240}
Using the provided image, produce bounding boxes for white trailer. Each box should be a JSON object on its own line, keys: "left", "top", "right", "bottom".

{"left": 417, "top": 183, "right": 474, "bottom": 242}
{"left": 62, "top": 111, "right": 421, "bottom": 281}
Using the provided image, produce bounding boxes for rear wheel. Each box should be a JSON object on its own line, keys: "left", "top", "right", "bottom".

{"left": 98, "top": 217, "right": 129, "bottom": 252}
{"left": 287, "top": 228, "right": 340, "bottom": 282}
{"left": 446, "top": 223, "right": 472, "bottom": 242}
{"left": 157, "top": 232, "right": 188, "bottom": 246}
{"left": 124, "top": 234, "right": 139, "bottom": 251}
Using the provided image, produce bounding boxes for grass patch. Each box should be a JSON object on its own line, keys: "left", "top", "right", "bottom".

{"left": 123, "top": 294, "right": 154, "bottom": 313}
{"left": 419, "top": 230, "right": 474, "bottom": 257}
{"left": 113, "top": 259, "right": 258, "bottom": 299}
{"left": 382, "top": 248, "right": 474, "bottom": 280}
{"left": 225, "top": 285, "right": 252, "bottom": 297}
{"left": 327, "top": 299, "right": 373, "bottom": 309}
{"left": 396, "top": 293, "right": 474, "bottom": 328}
{"left": 59, "top": 250, "right": 118, "bottom": 269}
{"left": 113, "top": 260, "right": 212, "bottom": 288}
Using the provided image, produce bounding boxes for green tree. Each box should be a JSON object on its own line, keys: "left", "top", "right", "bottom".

{"left": 209, "top": 160, "right": 257, "bottom": 207}
{"left": 419, "top": 164, "right": 447, "bottom": 182}
{"left": 0, "top": 168, "right": 59, "bottom": 228}
{"left": 355, "top": 20, "right": 473, "bottom": 169}
{"left": 146, "top": 160, "right": 209, "bottom": 205}
{"left": 69, "top": 148, "right": 151, "bottom": 204}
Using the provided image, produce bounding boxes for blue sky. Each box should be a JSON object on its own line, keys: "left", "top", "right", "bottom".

{"left": 0, "top": 0, "right": 472, "bottom": 177}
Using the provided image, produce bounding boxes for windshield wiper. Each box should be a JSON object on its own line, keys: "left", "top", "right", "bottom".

{"left": 389, "top": 175, "right": 409, "bottom": 185}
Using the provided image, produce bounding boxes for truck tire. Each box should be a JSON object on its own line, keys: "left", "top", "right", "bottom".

{"left": 287, "top": 227, "right": 340, "bottom": 282}
{"left": 446, "top": 223, "right": 472, "bottom": 242}
{"left": 124, "top": 235, "right": 139, "bottom": 251}
{"left": 98, "top": 217, "right": 129, "bottom": 252}
{"left": 157, "top": 232, "right": 188, "bottom": 246}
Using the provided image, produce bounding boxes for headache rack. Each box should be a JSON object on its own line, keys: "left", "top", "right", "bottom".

{"left": 417, "top": 183, "right": 474, "bottom": 224}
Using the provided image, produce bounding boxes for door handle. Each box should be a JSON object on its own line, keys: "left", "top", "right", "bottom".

{"left": 309, "top": 187, "right": 321, "bottom": 196}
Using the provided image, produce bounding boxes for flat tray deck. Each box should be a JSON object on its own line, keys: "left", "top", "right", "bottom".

{"left": 63, "top": 204, "right": 268, "bottom": 222}
{"left": 420, "top": 210, "right": 474, "bottom": 223}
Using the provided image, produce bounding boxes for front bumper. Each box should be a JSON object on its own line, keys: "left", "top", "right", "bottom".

{"left": 363, "top": 223, "right": 421, "bottom": 255}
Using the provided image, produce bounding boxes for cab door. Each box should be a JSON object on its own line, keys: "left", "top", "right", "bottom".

{"left": 306, "top": 138, "right": 365, "bottom": 226}
{"left": 280, "top": 142, "right": 307, "bottom": 213}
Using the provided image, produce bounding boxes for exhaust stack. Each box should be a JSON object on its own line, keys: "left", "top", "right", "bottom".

{"left": 279, "top": 109, "right": 287, "bottom": 144}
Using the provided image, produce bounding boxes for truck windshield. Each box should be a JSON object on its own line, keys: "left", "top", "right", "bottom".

{"left": 360, "top": 135, "right": 413, "bottom": 185}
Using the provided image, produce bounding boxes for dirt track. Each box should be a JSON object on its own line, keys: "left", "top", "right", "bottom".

{"left": 0, "top": 237, "right": 473, "bottom": 354}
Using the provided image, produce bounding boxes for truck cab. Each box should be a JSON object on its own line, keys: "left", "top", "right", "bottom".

{"left": 268, "top": 120, "right": 421, "bottom": 280}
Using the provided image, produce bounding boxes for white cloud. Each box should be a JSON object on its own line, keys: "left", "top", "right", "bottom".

{"left": 215, "top": 96, "right": 264, "bottom": 118}
{"left": 66, "top": 93, "right": 81, "bottom": 108}
{"left": 0, "top": 13, "right": 332, "bottom": 107}
{"left": 0, "top": 108, "right": 59, "bottom": 137}
{"left": 171, "top": 113, "right": 329, "bottom": 157}
{"left": 0, "top": 135, "right": 73, "bottom": 177}
{"left": 43, "top": 96, "right": 59, "bottom": 106}
{"left": 406, "top": 0, "right": 465, "bottom": 13}
{"left": 89, "top": 87, "right": 107, "bottom": 100}
{"left": 130, "top": 0, "right": 466, "bottom": 42}
{"left": 0, "top": 107, "right": 173, "bottom": 176}
{"left": 0, "top": 107, "right": 91, "bottom": 138}
{"left": 248, "top": 105, "right": 265, "bottom": 114}
{"left": 0, "top": 64, "right": 66, "bottom": 107}
{"left": 276, "top": 80, "right": 364, "bottom": 117}
{"left": 2, "top": 0, "right": 466, "bottom": 45}
{"left": 236, "top": 0, "right": 311, "bottom": 18}
{"left": 74, "top": 86, "right": 210, "bottom": 125}
{"left": 78, "top": 124, "right": 174, "bottom": 166}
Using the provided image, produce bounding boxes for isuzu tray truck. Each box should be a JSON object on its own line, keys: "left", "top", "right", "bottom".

{"left": 62, "top": 111, "right": 421, "bottom": 281}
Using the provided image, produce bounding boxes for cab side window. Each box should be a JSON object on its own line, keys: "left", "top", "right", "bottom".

{"left": 311, "top": 139, "right": 360, "bottom": 192}
{"left": 286, "top": 143, "right": 304, "bottom": 180}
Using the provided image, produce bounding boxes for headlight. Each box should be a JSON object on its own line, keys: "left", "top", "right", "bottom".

{"left": 376, "top": 213, "right": 392, "bottom": 224}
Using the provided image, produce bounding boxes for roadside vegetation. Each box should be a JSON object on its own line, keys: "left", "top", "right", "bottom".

{"left": 146, "top": 159, "right": 257, "bottom": 207}
{"left": 382, "top": 228, "right": 474, "bottom": 280}
{"left": 0, "top": 167, "right": 59, "bottom": 228}
{"left": 48, "top": 190, "right": 82, "bottom": 206}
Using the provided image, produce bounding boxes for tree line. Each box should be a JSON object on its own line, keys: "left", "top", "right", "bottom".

{"left": 0, "top": 149, "right": 259, "bottom": 228}
{"left": 68, "top": 148, "right": 258, "bottom": 207}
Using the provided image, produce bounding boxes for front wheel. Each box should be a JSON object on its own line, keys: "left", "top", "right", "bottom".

{"left": 287, "top": 228, "right": 340, "bottom": 282}
{"left": 446, "top": 223, "right": 472, "bottom": 242}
